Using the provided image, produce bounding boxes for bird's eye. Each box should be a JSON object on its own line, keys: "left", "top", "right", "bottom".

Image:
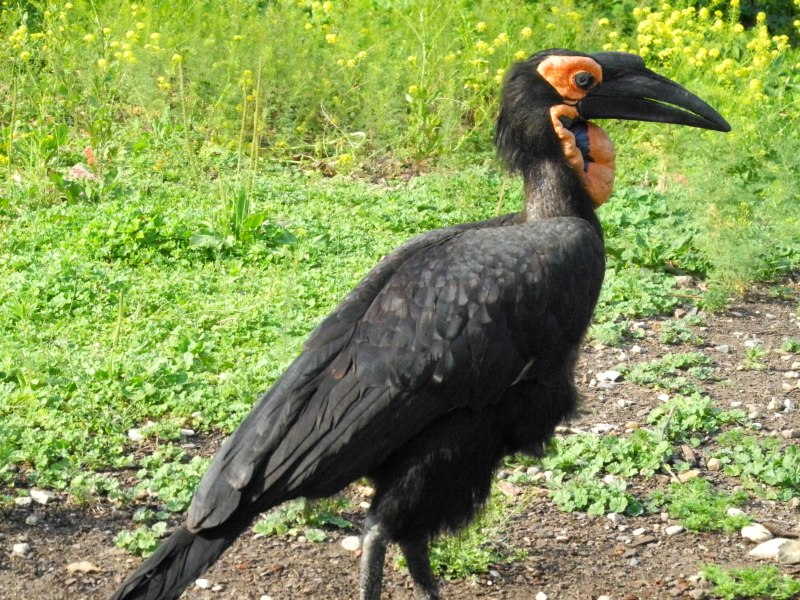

{"left": 573, "top": 71, "right": 595, "bottom": 90}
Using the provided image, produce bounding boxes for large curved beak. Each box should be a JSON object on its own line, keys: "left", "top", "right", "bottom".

{"left": 579, "top": 52, "right": 731, "bottom": 132}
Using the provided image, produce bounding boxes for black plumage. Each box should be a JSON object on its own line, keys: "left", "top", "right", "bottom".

{"left": 110, "top": 49, "right": 728, "bottom": 600}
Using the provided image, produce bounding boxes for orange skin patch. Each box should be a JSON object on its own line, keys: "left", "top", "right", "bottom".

{"left": 536, "top": 55, "right": 602, "bottom": 103}
{"left": 549, "top": 104, "right": 616, "bottom": 208}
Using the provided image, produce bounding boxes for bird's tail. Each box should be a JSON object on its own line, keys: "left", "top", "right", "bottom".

{"left": 109, "top": 515, "right": 251, "bottom": 600}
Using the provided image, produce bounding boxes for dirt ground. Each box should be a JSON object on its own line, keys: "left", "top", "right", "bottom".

{"left": 1, "top": 280, "right": 799, "bottom": 600}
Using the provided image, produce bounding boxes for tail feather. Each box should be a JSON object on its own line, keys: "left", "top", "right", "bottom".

{"left": 110, "top": 518, "right": 249, "bottom": 600}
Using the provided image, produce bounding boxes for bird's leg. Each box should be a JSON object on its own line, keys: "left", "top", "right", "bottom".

{"left": 360, "top": 519, "right": 388, "bottom": 600}
{"left": 399, "top": 538, "right": 441, "bottom": 600}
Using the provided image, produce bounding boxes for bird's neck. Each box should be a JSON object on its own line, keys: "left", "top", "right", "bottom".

{"left": 521, "top": 158, "right": 600, "bottom": 228}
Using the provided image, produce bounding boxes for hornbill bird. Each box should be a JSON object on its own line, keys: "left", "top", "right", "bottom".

{"left": 111, "top": 49, "right": 729, "bottom": 600}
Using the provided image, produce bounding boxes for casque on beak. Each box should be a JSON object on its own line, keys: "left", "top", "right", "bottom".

{"left": 579, "top": 52, "right": 731, "bottom": 132}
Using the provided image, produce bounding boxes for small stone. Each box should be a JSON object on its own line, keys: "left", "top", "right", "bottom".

{"left": 535, "top": 593, "right": 548, "bottom": 600}
{"left": 128, "top": 428, "right": 145, "bottom": 442}
{"left": 688, "top": 590, "right": 708, "bottom": 600}
{"left": 632, "top": 528, "right": 647, "bottom": 536}
{"left": 498, "top": 481, "right": 522, "bottom": 497}
{"left": 782, "top": 430, "right": 799, "bottom": 440}
{"left": 675, "top": 276, "right": 693, "bottom": 287}
{"left": 597, "top": 370, "right": 622, "bottom": 382}
{"left": 748, "top": 410, "right": 762, "bottom": 420}
{"left": 211, "top": 584, "right": 224, "bottom": 592}
{"left": 25, "top": 515, "right": 39, "bottom": 526}
{"left": 715, "top": 345, "right": 731, "bottom": 354}
{"left": 341, "top": 536, "right": 361, "bottom": 552}
{"left": 665, "top": 525, "right": 685, "bottom": 536}
{"left": 730, "top": 401, "right": 743, "bottom": 408}
{"left": 748, "top": 538, "right": 789, "bottom": 560}
{"left": 727, "top": 507, "right": 746, "bottom": 517}
{"left": 359, "top": 501, "right": 371, "bottom": 510}
{"left": 66, "top": 561, "right": 101, "bottom": 574}
{"left": 744, "top": 339, "right": 763, "bottom": 348}
{"left": 607, "top": 513, "right": 624, "bottom": 525}
{"left": 741, "top": 524, "right": 773, "bottom": 542}
{"left": 678, "top": 469, "right": 700, "bottom": 483}
{"left": 591, "top": 423, "right": 616, "bottom": 434}
{"left": 12, "top": 543, "right": 31, "bottom": 556}
{"left": 768, "top": 398, "right": 782, "bottom": 411}
{"left": 630, "top": 345, "right": 642, "bottom": 354}
{"left": 625, "top": 421, "right": 640, "bottom": 430}
{"left": 14, "top": 497, "right": 32, "bottom": 507}
{"left": 260, "top": 596, "right": 274, "bottom": 600}
{"left": 792, "top": 361, "right": 800, "bottom": 370}
{"left": 785, "top": 399, "right": 796, "bottom": 412}
{"left": 706, "top": 458, "right": 722, "bottom": 471}
{"left": 784, "top": 371, "right": 799, "bottom": 379}
{"left": 195, "top": 578, "right": 212, "bottom": 590}
{"left": 628, "top": 557, "right": 640, "bottom": 567}
{"left": 597, "top": 596, "right": 616, "bottom": 600}
{"left": 778, "top": 540, "right": 800, "bottom": 565}
{"left": 658, "top": 393, "right": 670, "bottom": 402}
{"left": 489, "top": 569, "right": 501, "bottom": 578}
{"left": 179, "top": 428, "right": 195, "bottom": 437}
{"left": 790, "top": 497, "right": 800, "bottom": 510}
{"left": 30, "top": 490, "right": 56, "bottom": 505}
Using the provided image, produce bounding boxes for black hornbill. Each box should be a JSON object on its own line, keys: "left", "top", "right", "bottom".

{"left": 110, "top": 49, "right": 729, "bottom": 600}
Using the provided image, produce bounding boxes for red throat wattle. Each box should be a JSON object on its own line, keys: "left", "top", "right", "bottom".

{"left": 549, "top": 104, "right": 616, "bottom": 208}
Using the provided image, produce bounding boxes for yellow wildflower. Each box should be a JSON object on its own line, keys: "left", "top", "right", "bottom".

{"left": 150, "top": 32, "right": 161, "bottom": 40}
{"left": 407, "top": 55, "right": 417, "bottom": 64}
{"left": 83, "top": 33, "right": 95, "bottom": 43}
{"left": 513, "top": 50, "right": 527, "bottom": 61}
{"left": 171, "top": 53, "right": 183, "bottom": 63}
{"left": 97, "top": 57, "right": 109, "bottom": 69}
{"left": 325, "top": 33, "right": 338, "bottom": 44}
{"left": 598, "top": 18, "right": 610, "bottom": 27}
{"left": 476, "top": 21, "right": 487, "bottom": 32}
{"left": 520, "top": 26, "right": 532, "bottom": 39}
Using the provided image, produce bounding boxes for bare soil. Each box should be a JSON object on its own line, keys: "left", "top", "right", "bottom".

{"left": 2, "top": 282, "right": 799, "bottom": 600}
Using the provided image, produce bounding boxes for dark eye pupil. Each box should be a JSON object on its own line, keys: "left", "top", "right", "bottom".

{"left": 574, "top": 71, "right": 594, "bottom": 89}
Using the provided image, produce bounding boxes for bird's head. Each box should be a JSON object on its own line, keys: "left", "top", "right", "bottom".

{"left": 495, "top": 49, "right": 730, "bottom": 208}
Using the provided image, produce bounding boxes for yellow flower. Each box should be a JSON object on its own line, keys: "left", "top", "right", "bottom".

{"left": 65, "top": 2, "right": 73, "bottom": 8}
{"left": 97, "top": 57, "right": 109, "bottom": 70}
{"left": 545, "top": 23, "right": 555, "bottom": 31}
{"left": 407, "top": 55, "right": 417, "bottom": 64}
{"left": 232, "top": 34, "right": 243, "bottom": 41}
{"left": 136, "top": 21, "right": 145, "bottom": 30}
{"left": 356, "top": 50, "right": 366, "bottom": 59}
{"left": 407, "top": 85, "right": 419, "bottom": 96}
{"left": 102, "top": 27, "right": 112, "bottom": 35}
{"left": 346, "top": 58, "right": 355, "bottom": 68}
{"left": 171, "top": 53, "right": 183, "bottom": 63}
{"left": 520, "top": 26, "right": 532, "bottom": 39}
{"left": 513, "top": 50, "right": 527, "bottom": 60}
{"left": 19, "top": 50, "right": 31, "bottom": 61}
{"left": 475, "top": 40, "right": 493, "bottom": 54}
{"left": 325, "top": 33, "right": 338, "bottom": 44}
{"left": 733, "top": 23, "right": 744, "bottom": 33}
{"left": 83, "top": 33, "right": 95, "bottom": 43}
{"left": 756, "top": 12, "right": 766, "bottom": 24}
{"left": 150, "top": 32, "right": 161, "bottom": 40}
{"left": 493, "top": 32, "right": 508, "bottom": 46}
{"left": 305, "top": 22, "right": 313, "bottom": 30}
{"left": 476, "top": 21, "right": 487, "bottom": 32}
{"left": 598, "top": 18, "right": 610, "bottom": 27}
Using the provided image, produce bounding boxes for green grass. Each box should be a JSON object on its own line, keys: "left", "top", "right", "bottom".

{"left": 702, "top": 565, "right": 800, "bottom": 600}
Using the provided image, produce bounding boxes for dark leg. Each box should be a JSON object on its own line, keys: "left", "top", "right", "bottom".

{"left": 399, "top": 538, "right": 440, "bottom": 600}
{"left": 360, "top": 519, "right": 388, "bottom": 600}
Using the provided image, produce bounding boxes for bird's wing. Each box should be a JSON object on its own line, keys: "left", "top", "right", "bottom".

{"left": 187, "top": 216, "right": 603, "bottom": 531}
